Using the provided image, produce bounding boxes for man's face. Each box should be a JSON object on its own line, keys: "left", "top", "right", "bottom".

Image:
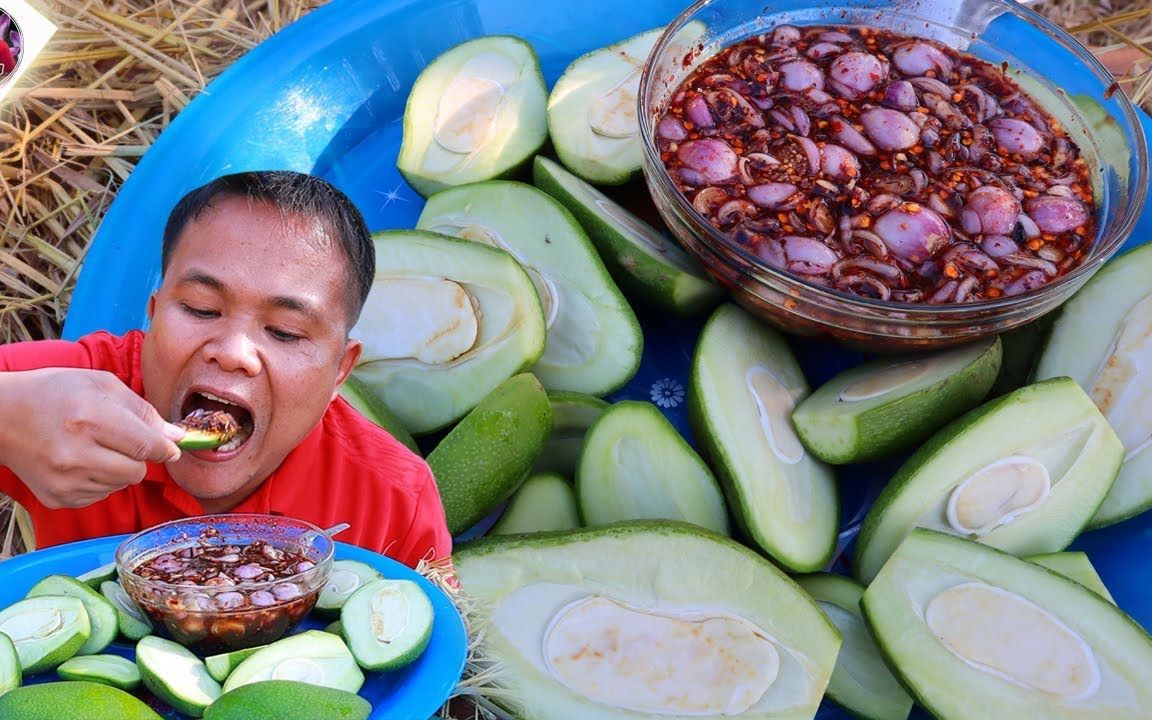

{"left": 141, "top": 196, "right": 362, "bottom": 511}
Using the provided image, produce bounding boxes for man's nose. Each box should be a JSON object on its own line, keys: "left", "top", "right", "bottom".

{"left": 206, "top": 325, "right": 262, "bottom": 375}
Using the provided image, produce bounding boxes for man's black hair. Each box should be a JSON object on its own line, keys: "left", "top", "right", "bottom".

{"left": 161, "top": 170, "right": 375, "bottom": 328}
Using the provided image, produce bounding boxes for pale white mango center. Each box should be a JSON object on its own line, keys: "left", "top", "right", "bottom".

{"left": 354, "top": 276, "right": 478, "bottom": 364}
{"left": 745, "top": 365, "right": 805, "bottom": 465}
{"left": 328, "top": 569, "right": 363, "bottom": 595}
{"left": 946, "top": 456, "right": 1050, "bottom": 536}
{"left": 451, "top": 224, "right": 559, "bottom": 329}
{"left": 1090, "top": 293, "right": 1152, "bottom": 461}
{"left": 543, "top": 595, "right": 780, "bottom": 715}
{"left": 370, "top": 585, "right": 410, "bottom": 643}
{"left": 925, "top": 582, "right": 1100, "bottom": 700}
{"left": 434, "top": 53, "right": 520, "bottom": 154}
{"left": 0, "top": 608, "right": 65, "bottom": 641}
{"left": 108, "top": 584, "right": 147, "bottom": 622}
{"left": 588, "top": 67, "right": 642, "bottom": 138}
{"left": 839, "top": 360, "right": 932, "bottom": 402}
{"left": 271, "top": 657, "right": 325, "bottom": 684}
{"left": 592, "top": 197, "right": 701, "bottom": 274}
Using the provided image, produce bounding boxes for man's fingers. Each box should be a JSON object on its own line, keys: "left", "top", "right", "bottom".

{"left": 92, "top": 402, "right": 182, "bottom": 463}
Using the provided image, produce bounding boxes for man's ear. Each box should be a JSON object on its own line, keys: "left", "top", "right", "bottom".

{"left": 146, "top": 292, "right": 158, "bottom": 320}
{"left": 332, "top": 338, "right": 362, "bottom": 400}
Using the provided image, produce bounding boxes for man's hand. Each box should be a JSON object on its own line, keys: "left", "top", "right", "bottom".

{"left": 0, "top": 368, "right": 185, "bottom": 509}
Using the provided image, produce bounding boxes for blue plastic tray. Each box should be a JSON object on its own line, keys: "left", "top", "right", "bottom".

{"left": 0, "top": 537, "right": 466, "bottom": 720}
{"left": 48, "top": 0, "right": 1152, "bottom": 717}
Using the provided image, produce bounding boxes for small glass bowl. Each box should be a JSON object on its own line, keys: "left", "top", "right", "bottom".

{"left": 638, "top": 0, "right": 1148, "bottom": 352}
{"left": 115, "top": 514, "right": 334, "bottom": 656}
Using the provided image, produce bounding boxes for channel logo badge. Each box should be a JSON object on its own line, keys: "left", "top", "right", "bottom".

{"left": 0, "top": 0, "right": 56, "bottom": 105}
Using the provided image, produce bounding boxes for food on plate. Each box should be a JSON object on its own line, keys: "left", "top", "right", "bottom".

{"left": 796, "top": 573, "right": 913, "bottom": 720}
{"left": 1027, "top": 551, "right": 1116, "bottom": 604}
{"left": 454, "top": 521, "right": 840, "bottom": 720}
{"left": 341, "top": 578, "right": 434, "bottom": 671}
{"left": 336, "top": 376, "right": 420, "bottom": 455}
{"left": 122, "top": 529, "right": 324, "bottom": 655}
{"left": 0, "top": 595, "right": 90, "bottom": 673}
{"left": 56, "top": 654, "right": 141, "bottom": 691}
{"left": 690, "top": 303, "right": 838, "bottom": 572}
{"left": 220, "top": 630, "right": 364, "bottom": 694}
{"left": 176, "top": 409, "right": 241, "bottom": 451}
{"left": 349, "top": 229, "right": 547, "bottom": 435}
{"left": 315, "top": 560, "right": 384, "bottom": 616}
{"left": 576, "top": 400, "right": 730, "bottom": 535}
{"left": 131, "top": 538, "right": 315, "bottom": 585}
{"left": 417, "top": 180, "right": 643, "bottom": 396}
{"left": 1034, "top": 243, "right": 1152, "bottom": 527}
{"left": 854, "top": 377, "right": 1124, "bottom": 583}
{"left": 530, "top": 391, "right": 609, "bottom": 479}
{"left": 201, "top": 679, "right": 372, "bottom": 720}
{"left": 136, "top": 635, "right": 222, "bottom": 717}
{"left": 653, "top": 25, "right": 1095, "bottom": 304}
{"left": 791, "top": 336, "right": 1002, "bottom": 464}
{"left": 491, "top": 472, "right": 581, "bottom": 535}
{"left": 98, "top": 580, "right": 153, "bottom": 641}
{"left": 533, "top": 155, "right": 725, "bottom": 317}
{"left": 0, "top": 680, "right": 163, "bottom": 720}
{"left": 862, "top": 529, "right": 1152, "bottom": 718}
{"left": 397, "top": 36, "right": 548, "bottom": 197}
{"left": 546, "top": 26, "right": 664, "bottom": 185}
{"left": 26, "top": 575, "right": 117, "bottom": 656}
{"left": 427, "top": 372, "right": 553, "bottom": 535}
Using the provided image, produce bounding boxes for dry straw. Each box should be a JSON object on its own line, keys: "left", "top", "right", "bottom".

{"left": 0, "top": 0, "right": 1149, "bottom": 712}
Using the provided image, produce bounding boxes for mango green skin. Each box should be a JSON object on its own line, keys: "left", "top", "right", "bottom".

{"left": 427, "top": 373, "right": 554, "bottom": 535}
{"left": 532, "top": 155, "right": 724, "bottom": 318}
{"left": 56, "top": 654, "right": 142, "bottom": 691}
{"left": 490, "top": 472, "right": 581, "bottom": 535}
{"left": 0, "top": 632, "right": 17, "bottom": 698}
{"left": 0, "top": 680, "right": 163, "bottom": 720}
{"left": 26, "top": 574, "right": 118, "bottom": 656}
{"left": 792, "top": 337, "right": 1002, "bottom": 465}
{"left": 689, "top": 304, "right": 838, "bottom": 572}
{"left": 454, "top": 520, "right": 842, "bottom": 720}
{"left": 1033, "top": 242, "right": 1152, "bottom": 528}
{"left": 176, "top": 430, "right": 230, "bottom": 451}
{"left": 136, "top": 635, "right": 222, "bottom": 718}
{"left": 204, "top": 646, "right": 264, "bottom": 685}
{"left": 416, "top": 180, "right": 643, "bottom": 397}
{"left": 862, "top": 529, "right": 1152, "bottom": 720}
{"left": 0, "top": 595, "right": 90, "bottom": 674}
{"left": 1026, "top": 551, "right": 1116, "bottom": 605}
{"left": 203, "top": 680, "right": 371, "bottom": 720}
{"left": 396, "top": 36, "right": 548, "bottom": 197}
{"left": 337, "top": 375, "right": 421, "bottom": 455}
{"left": 340, "top": 579, "right": 434, "bottom": 671}
{"left": 853, "top": 376, "right": 1124, "bottom": 584}
{"left": 796, "top": 574, "right": 913, "bottom": 720}
{"left": 530, "top": 391, "right": 609, "bottom": 479}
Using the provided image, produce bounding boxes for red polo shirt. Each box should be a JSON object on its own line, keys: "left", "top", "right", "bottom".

{"left": 0, "top": 331, "right": 452, "bottom": 568}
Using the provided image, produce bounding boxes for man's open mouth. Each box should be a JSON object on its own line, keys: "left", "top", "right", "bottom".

{"left": 179, "top": 390, "right": 255, "bottom": 453}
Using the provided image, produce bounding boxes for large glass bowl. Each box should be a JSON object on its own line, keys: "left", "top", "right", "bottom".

{"left": 115, "top": 514, "right": 334, "bottom": 656}
{"left": 638, "top": 0, "right": 1148, "bottom": 352}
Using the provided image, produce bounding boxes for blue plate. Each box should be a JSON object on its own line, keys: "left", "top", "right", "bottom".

{"left": 0, "top": 536, "right": 466, "bottom": 720}
{"left": 50, "top": 0, "right": 1152, "bottom": 717}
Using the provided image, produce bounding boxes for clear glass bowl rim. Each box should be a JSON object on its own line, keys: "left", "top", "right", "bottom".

{"left": 637, "top": 0, "right": 1150, "bottom": 316}
{"left": 114, "top": 512, "right": 335, "bottom": 596}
